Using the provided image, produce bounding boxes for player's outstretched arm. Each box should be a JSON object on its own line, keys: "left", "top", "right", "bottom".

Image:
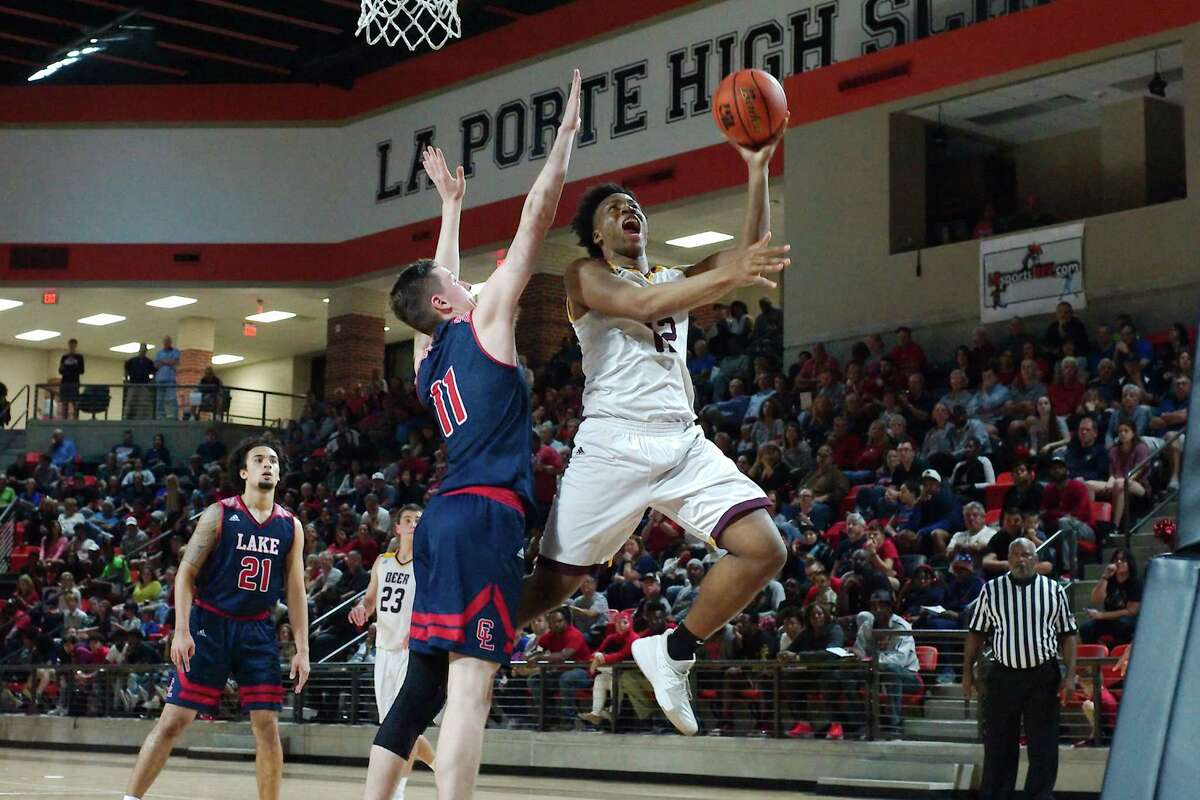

{"left": 171, "top": 503, "right": 222, "bottom": 673}
{"left": 286, "top": 518, "right": 311, "bottom": 692}
{"left": 689, "top": 115, "right": 787, "bottom": 276}
{"left": 569, "top": 233, "right": 790, "bottom": 323}
{"left": 349, "top": 559, "right": 382, "bottom": 628}
{"left": 425, "top": 146, "right": 466, "bottom": 278}
{"left": 474, "top": 69, "right": 582, "bottom": 357}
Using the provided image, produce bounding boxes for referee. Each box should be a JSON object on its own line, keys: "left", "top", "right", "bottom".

{"left": 963, "top": 537, "right": 1078, "bottom": 800}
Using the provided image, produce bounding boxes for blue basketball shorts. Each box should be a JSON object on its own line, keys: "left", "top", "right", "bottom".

{"left": 165, "top": 605, "right": 283, "bottom": 713}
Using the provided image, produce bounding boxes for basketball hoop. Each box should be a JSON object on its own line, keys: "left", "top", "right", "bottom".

{"left": 357, "top": 0, "right": 461, "bottom": 51}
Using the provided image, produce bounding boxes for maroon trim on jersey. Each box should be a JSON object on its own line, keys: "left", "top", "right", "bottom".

{"left": 535, "top": 555, "right": 599, "bottom": 576}
{"left": 711, "top": 497, "right": 772, "bottom": 543}
{"left": 194, "top": 597, "right": 270, "bottom": 622}
{"left": 466, "top": 311, "right": 517, "bottom": 369}
{"left": 235, "top": 495, "right": 287, "bottom": 529}
{"left": 441, "top": 486, "right": 524, "bottom": 515}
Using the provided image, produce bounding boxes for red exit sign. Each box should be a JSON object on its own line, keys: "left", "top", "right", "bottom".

{"left": 42, "top": 290, "right": 58, "bottom": 305}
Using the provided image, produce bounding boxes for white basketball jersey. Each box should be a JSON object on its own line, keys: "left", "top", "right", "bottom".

{"left": 374, "top": 553, "right": 414, "bottom": 651}
{"left": 571, "top": 264, "right": 695, "bottom": 423}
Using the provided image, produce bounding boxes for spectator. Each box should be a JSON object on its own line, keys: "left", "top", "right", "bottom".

{"left": 577, "top": 609, "right": 638, "bottom": 726}
{"left": 1100, "top": 421, "right": 1151, "bottom": 529}
{"left": 1043, "top": 301, "right": 1089, "bottom": 359}
{"left": 123, "top": 343, "right": 156, "bottom": 419}
{"left": 1028, "top": 395, "right": 1068, "bottom": 455}
{"left": 0, "top": 382, "right": 10, "bottom": 427}
{"left": 61, "top": 593, "right": 91, "bottom": 633}
{"left": 967, "top": 366, "right": 1011, "bottom": 430}
{"left": 1105, "top": 384, "right": 1153, "bottom": 447}
{"left": 983, "top": 508, "right": 1052, "bottom": 579}
{"left": 351, "top": 523, "right": 381, "bottom": 568}
{"left": 1080, "top": 548, "right": 1140, "bottom": 646}
{"left": 195, "top": 428, "right": 228, "bottom": 468}
{"left": 632, "top": 574, "right": 671, "bottom": 632}
{"left": 748, "top": 442, "right": 789, "bottom": 492}
{"left": 838, "top": 549, "right": 892, "bottom": 617}
{"left": 899, "top": 373, "right": 936, "bottom": 440}
{"left": 198, "top": 366, "right": 225, "bottom": 419}
{"left": 308, "top": 552, "right": 342, "bottom": 598}
{"left": 889, "top": 326, "right": 928, "bottom": 379}
{"left": 904, "top": 469, "right": 963, "bottom": 557}
{"left": 945, "top": 502, "right": 996, "bottom": 560}
{"left": 853, "top": 589, "right": 920, "bottom": 738}
{"left": 120, "top": 517, "right": 149, "bottom": 556}
{"left": 1063, "top": 416, "right": 1109, "bottom": 483}
{"left": 58, "top": 338, "right": 85, "bottom": 419}
{"left": 39, "top": 521, "right": 69, "bottom": 565}
{"left": 0, "top": 475, "right": 14, "bottom": 514}
{"left": 1114, "top": 322, "right": 1153, "bottom": 368}
{"left": 669, "top": 560, "right": 705, "bottom": 622}
{"left": 864, "top": 524, "right": 903, "bottom": 590}
{"left": 530, "top": 608, "right": 593, "bottom": 727}
{"left": 948, "top": 436, "right": 995, "bottom": 501}
{"left": 940, "top": 551, "right": 986, "bottom": 627}
{"left": 360, "top": 494, "right": 391, "bottom": 539}
{"left": 617, "top": 606, "right": 674, "bottom": 731}
{"left": 341, "top": 550, "right": 370, "bottom": 594}
{"left": 109, "top": 431, "right": 142, "bottom": 468}
{"left": 940, "top": 369, "right": 974, "bottom": 411}
{"left": 1002, "top": 460, "right": 1043, "bottom": 515}
{"left": 144, "top": 433, "right": 172, "bottom": 473}
{"left": 700, "top": 377, "right": 749, "bottom": 431}
{"left": 370, "top": 472, "right": 399, "bottom": 509}
{"left": 532, "top": 425, "right": 564, "bottom": 526}
{"left": 48, "top": 428, "right": 78, "bottom": 476}
{"left": 567, "top": 574, "right": 609, "bottom": 640}
{"left": 131, "top": 565, "right": 164, "bottom": 606}
{"left": 1040, "top": 455, "right": 1095, "bottom": 578}
{"left": 1088, "top": 358, "right": 1121, "bottom": 406}
{"left": 1151, "top": 374, "right": 1190, "bottom": 490}
{"left": 797, "top": 446, "right": 850, "bottom": 516}
{"left": 781, "top": 423, "right": 814, "bottom": 475}
{"left": 831, "top": 513, "right": 869, "bottom": 575}
{"left": 750, "top": 398, "right": 786, "bottom": 449}
{"left": 1003, "top": 359, "right": 1048, "bottom": 420}
{"left": 1049, "top": 357, "right": 1086, "bottom": 417}
{"left": 154, "top": 335, "right": 181, "bottom": 420}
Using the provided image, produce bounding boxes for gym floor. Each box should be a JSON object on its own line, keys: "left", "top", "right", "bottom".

{"left": 0, "top": 748, "right": 873, "bottom": 799}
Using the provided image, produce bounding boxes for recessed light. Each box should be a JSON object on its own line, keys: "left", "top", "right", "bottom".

{"left": 322, "top": 297, "right": 330, "bottom": 303}
{"left": 384, "top": 326, "right": 391, "bottom": 332}
{"left": 245, "top": 310, "right": 296, "bottom": 323}
{"left": 211, "top": 354, "right": 244, "bottom": 365}
{"left": 665, "top": 231, "right": 735, "bottom": 248}
{"left": 146, "top": 295, "right": 197, "bottom": 309}
{"left": 0, "top": 298, "right": 23, "bottom": 312}
{"left": 78, "top": 313, "right": 126, "bottom": 326}
{"left": 109, "top": 342, "right": 156, "bottom": 354}
{"left": 15, "top": 329, "right": 60, "bottom": 341}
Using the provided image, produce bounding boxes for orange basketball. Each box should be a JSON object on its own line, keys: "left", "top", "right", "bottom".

{"left": 712, "top": 69, "right": 788, "bottom": 149}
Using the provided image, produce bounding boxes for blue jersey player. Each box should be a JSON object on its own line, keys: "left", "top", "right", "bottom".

{"left": 363, "top": 69, "right": 582, "bottom": 800}
{"left": 124, "top": 436, "right": 309, "bottom": 800}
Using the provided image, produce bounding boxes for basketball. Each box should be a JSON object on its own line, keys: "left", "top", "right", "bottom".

{"left": 712, "top": 68, "right": 788, "bottom": 149}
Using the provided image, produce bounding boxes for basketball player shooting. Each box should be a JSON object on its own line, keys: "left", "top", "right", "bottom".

{"left": 519, "top": 116, "right": 791, "bottom": 736}
{"left": 349, "top": 503, "right": 434, "bottom": 800}
{"left": 363, "top": 68, "right": 582, "bottom": 800}
{"left": 123, "top": 436, "right": 309, "bottom": 800}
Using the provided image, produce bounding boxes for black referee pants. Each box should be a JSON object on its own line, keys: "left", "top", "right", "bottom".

{"left": 980, "top": 660, "right": 1060, "bottom": 800}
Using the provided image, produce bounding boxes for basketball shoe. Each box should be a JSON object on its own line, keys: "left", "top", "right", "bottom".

{"left": 631, "top": 633, "right": 698, "bottom": 736}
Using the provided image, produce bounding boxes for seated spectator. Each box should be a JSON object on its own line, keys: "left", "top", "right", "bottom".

{"left": 793, "top": 488, "right": 832, "bottom": 532}
{"left": 61, "top": 593, "right": 92, "bottom": 633}
{"left": 567, "top": 574, "right": 610, "bottom": 641}
{"left": 144, "top": 433, "right": 172, "bottom": 474}
{"left": 48, "top": 428, "right": 78, "bottom": 476}
{"left": 920, "top": 403, "right": 957, "bottom": 475}
{"left": 120, "top": 517, "right": 149, "bottom": 555}
{"left": 1003, "top": 359, "right": 1047, "bottom": 420}
{"left": 748, "top": 443, "right": 790, "bottom": 492}
{"left": 326, "top": 527, "right": 355, "bottom": 557}
{"left": 351, "top": 523, "right": 381, "bottom": 568}
{"left": 198, "top": 366, "right": 225, "bottom": 418}
{"left": 948, "top": 437, "right": 995, "bottom": 501}
{"left": 899, "top": 564, "right": 944, "bottom": 624}
{"left": 864, "top": 523, "right": 903, "bottom": 590}
{"left": 853, "top": 589, "right": 920, "bottom": 738}
{"left": 632, "top": 574, "right": 671, "bottom": 632}
{"left": 889, "top": 326, "right": 928, "bottom": 380}
{"left": 340, "top": 550, "right": 371, "bottom": 594}
{"left": 669, "top": 559, "right": 705, "bottom": 622}
{"left": 131, "top": 565, "right": 163, "bottom": 606}
{"left": 832, "top": 513, "right": 869, "bottom": 576}
{"left": 1117, "top": 353, "right": 1158, "bottom": 405}
{"left": 1098, "top": 421, "right": 1151, "bottom": 529}
{"left": 110, "top": 429, "right": 142, "bottom": 466}
{"left": 797, "top": 446, "right": 850, "bottom": 516}
{"left": 360, "top": 493, "right": 391, "bottom": 538}
{"left": 781, "top": 422, "right": 815, "bottom": 476}
{"left": 1041, "top": 455, "right": 1096, "bottom": 578}
{"left": 33, "top": 454, "right": 61, "bottom": 493}
{"left": 897, "top": 469, "right": 963, "bottom": 556}
{"left": 799, "top": 395, "right": 835, "bottom": 451}
{"left": 967, "top": 366, "right": 1010, "bottom": 430}
{"left": 195, "top": 428, "right": 228, "bottom": 468}
{"left": 804, "top": 561, "right": 841, "bottom": 616}
{"left": 1151, "top": 374, "right": 1190, "bottom": 491}
{"left": 1043, "top": 301, "right": 1090, "bottom": 360}
{"left": 529, "top": 608, "right": 594, "bottom": 727}
{"left": 700, "top": 377, "right": 749, "bottom": 432}
{"left": 750, "top": 398, "right": 786, "bottom": 449}
{"left": 1114, "top": 321, "right": 1153, "bottom": 369}
{"left": 944, "top": 502, "right": 996, "bottom": 560}
{"left": 1063, "top": 416, "right": 1109, "bottom": 483}
{"left": 1105, "top": 384, "right": 1153, "bottom": 447}
{"left": 0, "top": 475, "right": 13, "bottom": 514}
{"left": 70, "top": 526, "right": 100, "bottom": 564}
{"left": 940, "top": 369, "right": 974, "bottom": 411}
{"left": 308, "top": 552, "right": 342, "bottom": 598}
{"left": 1049, "top": 357, "right": 1086, "bottom": 417}
{"left": 577, "top": 609, "right": 638, "bottom": 726}
{"left": 837, "top": 549, "right": 892, "bottom": 617}
{"left": 1080, "top": 548, "right": 1140, "bottom": 646}
{"left": 899, "top": 373, "right": 936, "bottom": 440}
{"left": 983, "top": 508, "right": 1053, "bottom": 579}
{"left": 1028, "top": 395, "right": 1069, "bottom": 455}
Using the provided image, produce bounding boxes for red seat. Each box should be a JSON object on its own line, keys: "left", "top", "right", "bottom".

{"left": 994, "top": 471, "right": 1014, "bottom": 486}
{"left": 1077, "top": 644, "right": 1109, "bottom": 659}
{"left": 985, "top": 508, "right": 1001, "bottom": 525}
{"left": 902, "top": 673, "right": 926, "bottom": 706}
{"left": 984, "top": 484, "right": 1009, "bottom": 510}
{"left": 840, "top": 484, "right": 864, "bottom": 514}
{"left": 823, "top": 520, "right": 846, "bottom": 547}
{"left": 24, "top": 451, "right": 40, "bottom": 465}
{"left": 83, "top": 475, "right": 97, "bottom": 488}
{"left": 1091, "top": 502, "right": 1113, "bottom": 524}
{"left": 915, "top": 645, "right": 939, "bottom": 673}
{"left": 698, "top": 689, "right": 719, "bottom": 701}
{"left": 1110, "top": 644, "right": 1130, "bottom": 659}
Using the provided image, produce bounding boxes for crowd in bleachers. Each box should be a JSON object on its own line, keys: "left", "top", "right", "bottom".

{"left": 0, "top": 301, "right": 1188, "bottom": 734}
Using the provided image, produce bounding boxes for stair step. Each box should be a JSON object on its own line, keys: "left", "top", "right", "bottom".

{"left": 902, "top": 718, "right": 979, "bottom": 741}
{"left": 921, "top": 698, "right": 979, "bottom": 720}
{"left": 817, "top": 777, "right": 955, "bottom": 792}
{"left": 929, "top": 683, "right": 965, "bottom": 698}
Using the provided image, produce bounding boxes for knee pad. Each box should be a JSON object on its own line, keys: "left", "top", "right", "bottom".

{"left": 373, "top": 651, "right": 448, "bottom": 759}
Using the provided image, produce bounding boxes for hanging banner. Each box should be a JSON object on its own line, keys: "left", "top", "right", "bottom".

{"left": 979, "top": 222, "right": 1085, "bottom": 323}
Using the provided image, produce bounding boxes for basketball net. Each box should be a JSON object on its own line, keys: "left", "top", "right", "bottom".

{"left": 357, "top": 0, "right": 461, "bottom": 51}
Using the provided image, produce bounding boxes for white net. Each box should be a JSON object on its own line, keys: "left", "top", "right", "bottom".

{"left": 357, "top": 0, "right": 462, "bottom": 51}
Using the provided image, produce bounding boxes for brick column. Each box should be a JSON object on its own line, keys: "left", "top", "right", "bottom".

{"left": 516, "top": 272, "right": 570, "bottom": 369}
{"left": 326, "top": 288, "right": 387, "bottom": 396}
{"left": 176, "top": 317, "right": 215, "bottom": 417}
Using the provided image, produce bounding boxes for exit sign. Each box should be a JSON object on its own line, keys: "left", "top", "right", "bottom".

{"left": 42, "top": 290, "right": 58, "bottom": 305}
{"left": 243, "top": 323, "right": 257, "bottom": 337}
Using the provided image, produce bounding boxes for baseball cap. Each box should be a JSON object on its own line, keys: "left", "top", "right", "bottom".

{"left": 1049, "top": 454, "right": 1067, "bottom": 466}
{"left": 124, "top": 516, "right": 138, "bottom": 526}
{"left": 921, "top": 468, "right": 942, "bottom": 482}
{"left": 371, "top": 472, "right": 386, "bottom": 480}
{"left": 951, "top": 551, "right": 975, "bottom": 571}
{"left": 869, "top": 589, "right": 894, "bottom": 606}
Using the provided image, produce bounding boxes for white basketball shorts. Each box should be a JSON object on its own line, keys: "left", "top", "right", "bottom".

{"left": 374, "top": 646, "right": 410, "bottom": 721}
{"left": 538, "top": 417, "right": 769, "bottom": 572}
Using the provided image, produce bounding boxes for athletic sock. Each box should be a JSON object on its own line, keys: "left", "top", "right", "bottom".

{"left": 666, "top": 622, "right": 701, "bottom": 662}
{"left": 124, "top": 795, "right": 141, "bottom": 800}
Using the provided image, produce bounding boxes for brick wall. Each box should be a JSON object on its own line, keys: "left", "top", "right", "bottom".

{"left": 177, "top": 349, "right": 211, "bottom": 387}
{"left": 516, "top": 273, "right": 570, "bottom": 368}
{"left": 326, "top": 313, "right": 385, "bottom": 394}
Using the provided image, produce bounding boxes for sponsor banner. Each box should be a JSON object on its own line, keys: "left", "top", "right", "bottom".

{"left": 979, "top": 223, "right": 1085, "bottom": 323}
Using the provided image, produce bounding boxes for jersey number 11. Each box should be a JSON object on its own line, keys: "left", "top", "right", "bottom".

{"left": 430, "top": 366, "right": 469, "bottom": 437}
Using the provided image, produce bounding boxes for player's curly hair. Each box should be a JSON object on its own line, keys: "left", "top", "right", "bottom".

{"left": 571, "top": 182, "right": 634, "bottom": 259}
{"left": 390, "top": 258, "right": 444, "bottom": 335}
{"left": 230, "top": 433, "right": 287, "bottom": 492}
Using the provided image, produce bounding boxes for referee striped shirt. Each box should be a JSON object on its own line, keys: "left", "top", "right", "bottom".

{"left": 968, "top": 573, "right": 1077, "bottom": 669}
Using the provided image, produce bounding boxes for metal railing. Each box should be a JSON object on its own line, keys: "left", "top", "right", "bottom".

{"left": 1, "top": 384, "right": 30, "bottom": 432}
{"left": 33, "top": 383, "right": 304, "bottom": 428}
{"left": 1118, "top": 430, "right": 1184, "bottom": 546}
{"left": 0, "top": 629, "right": 1125, "bottom": 747}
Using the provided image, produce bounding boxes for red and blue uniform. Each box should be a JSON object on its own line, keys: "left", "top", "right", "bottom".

{"left": 166, "top": 496, "right": 294, "bottom": 713}
{"left": 411, "top": 312, "right": 532, "bottom": 664}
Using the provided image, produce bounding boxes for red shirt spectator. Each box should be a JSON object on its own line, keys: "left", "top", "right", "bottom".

{"left": 593, "top": 624, "right": 638, "bottom": 669}
{"left": 829, "top": 429, "right": 862, "bottom": 469}
{"left": 533, "top": 443, "right": 562, "bottom": 506}
{"left": 1041, "top": 458, "right": 1094, "bottom": 533}
{"left": 639, "top": 511, "right": 683, "bottom": 559}
{"left": 804, "top": 575, "right": 843, "bottom": 606}
{"left": 889, "top": 327, "right": 928, "bottom": 378}
{"left": 537, "top": 618, "right": 593, "bottom": 663}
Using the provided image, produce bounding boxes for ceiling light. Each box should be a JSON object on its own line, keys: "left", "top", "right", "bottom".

{"left": 109, "top": 342, "right": 155, "bottom": 354}
{"left": 665, "top": 231, "right": 735, "bottom": 248}
{"left": 245, "top": 310, "right": 296, "bottom": 323}
{"left": 146, "top": 295, "right": 197, "bottom": 309}
{"left": 384, "top": 326, "right": 391, "bottom": 332}
{"left": 322, "top": 297, "right": 330, "bottom": 303}
{"left": 15, "top": 329, "right": 60, "bottom": 342}
{"left": 211, "top": 354, "right": 244, "bottom": 365}
{"left": 78, "top": 313, "right": 126, "bottom": 326}
{"left": 0, "top": 298, "right": 23, "bottom": 312}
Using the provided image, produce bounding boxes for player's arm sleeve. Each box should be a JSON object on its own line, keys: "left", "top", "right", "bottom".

{"left": 287, "top": 519, "right": 310, "bottom": 655}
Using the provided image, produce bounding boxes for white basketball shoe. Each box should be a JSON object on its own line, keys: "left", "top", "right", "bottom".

{"left": 631, "top": 632, "right": 698, "bottom": 736}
